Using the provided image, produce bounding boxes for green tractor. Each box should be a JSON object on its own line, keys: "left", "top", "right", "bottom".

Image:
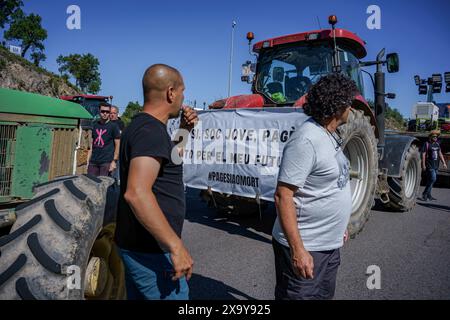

{"left": 0, "top": 88, "right": 125, "bottom": 300}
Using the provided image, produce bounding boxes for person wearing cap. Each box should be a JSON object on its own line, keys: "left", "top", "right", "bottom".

{"left": 419, "top": 130, "right": 447, "bottom": 201}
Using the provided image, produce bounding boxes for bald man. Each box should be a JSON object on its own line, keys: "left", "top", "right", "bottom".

{"left": 110, "top": 106, "right": 125, "bottom": 132}
{"left": 114, "top": 64, "right": 198, "bottom": 300}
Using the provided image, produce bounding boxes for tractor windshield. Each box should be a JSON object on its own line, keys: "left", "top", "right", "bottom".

{"left": 66, "top": 97, "right": 104, "bottom": 118}
{"left": 79, "top": 99, "right": 106, "bottom": 118}
{"left": 255, "top": 43, "right": 363, "bottom": 103}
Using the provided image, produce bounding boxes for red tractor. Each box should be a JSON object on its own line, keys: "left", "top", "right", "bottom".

{"left": 205, "top": 16, "right": 422, "bottom": 235}
{"left": 60, "top": 94, "right": 113, "bottom": 119}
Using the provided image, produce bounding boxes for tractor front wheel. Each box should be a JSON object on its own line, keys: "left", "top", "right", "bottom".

{"left": 338, "top": 109, "right": 378, "bottom": 236}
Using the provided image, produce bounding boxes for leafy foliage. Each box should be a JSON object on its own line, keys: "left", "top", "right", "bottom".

{"left": 121, "top": 101, "right": 143, "bottom": 126}
{"left": 0, "top": 0, "right": 23, "bottom": 29}
{"left": 4, "top": 11, "right": 47, "bottom": 57}
{"left": 366, "top": 99, "right": 406, "bottom": 130}
{"left": 31, "top": 50, "right": 46, "bottom": 66}
{"left": 57, "top": 53, "right": 101, "bottom": 94}
{"left": 385, "top": 105, "right": 405, "bottom": 125}
{"left": 0, "top": 40, "right": 80, "bottom": 95}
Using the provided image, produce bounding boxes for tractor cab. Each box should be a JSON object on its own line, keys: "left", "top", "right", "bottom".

{"left": 60, "top": 94, "right": 112, "bottom": 118}
{"left": 234, "top": 16, "right": 399, "bottom": 110}
{"left": 248, "top": 28, "right": 366, "bottom": 105}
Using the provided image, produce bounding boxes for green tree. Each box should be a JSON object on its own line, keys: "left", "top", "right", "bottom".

{"left": 57, "top": 53, "right": 102, "bottom": 94}
{"left": 367, "top": 99, "right": 406, "bottom": 129}
{"left": 386, "top": 105, "right": 405, "bottom": 124}
{"left": 31, "top": 50, "right": 46, "bottom": 67}
{"left": 0, "top": 0, "right": 23, "bottom": 29}
{"left": 4, "top": 11, "right": 47, "bottom": 57}
{"left": 121, "top": 101, "right": 142, "bottom": 126}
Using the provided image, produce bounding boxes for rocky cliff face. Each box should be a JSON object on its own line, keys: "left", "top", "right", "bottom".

{"left": 0, "top": 46, "right": 81, "bottom": 97}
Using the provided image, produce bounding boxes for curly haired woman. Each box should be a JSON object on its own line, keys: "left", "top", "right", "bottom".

{"left": 272, "top": 73, "right": 358, "bottom": 300}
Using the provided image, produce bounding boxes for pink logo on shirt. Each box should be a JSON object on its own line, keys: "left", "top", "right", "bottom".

{"left": 94, "top": 129, "right": 107, "bottom": 147}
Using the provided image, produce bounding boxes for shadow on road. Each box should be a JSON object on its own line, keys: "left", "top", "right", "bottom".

{"left": 189, "top": 273, "right": 256, "bottom": 300}
{"left": 185, "top": 188, "right": 276, "bottom": 244}
{"left": 416, "top": 202, "right": 450, "bottom": 213}
{"left": 371, "top": 197, "right": 450, "bottom": 214}
{"left": 371, "top": 199, "right": 396, "bottom": 213}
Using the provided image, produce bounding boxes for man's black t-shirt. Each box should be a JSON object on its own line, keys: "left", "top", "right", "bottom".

{"left": 421, "top": 141, "right": 441, "bottom": 169}
{"left": 112, "top": 119, "right": 125, "bottom": 132}
{"left": 114, "top": 112, "right": 185, "bottom": 253}
{"left": 90, "top": 120, "right": 121, "bottom": 164}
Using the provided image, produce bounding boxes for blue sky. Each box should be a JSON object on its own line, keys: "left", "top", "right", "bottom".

{"left": 7, "top": 0, "right": 450, "bottom": 117}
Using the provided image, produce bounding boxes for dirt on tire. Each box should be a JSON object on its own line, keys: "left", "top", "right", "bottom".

{"left": 0, "top": 174, "right": 114, "bottom": 300}
{"left": 386, "top": 144, "right": 421, "bottom": 211}
{"left": 338, "top": 109, "right": 378, "bottom": 236}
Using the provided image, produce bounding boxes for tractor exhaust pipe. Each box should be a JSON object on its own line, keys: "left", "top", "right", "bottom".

{"left": 375, "top": 48, "right": 386, "bottom": 160}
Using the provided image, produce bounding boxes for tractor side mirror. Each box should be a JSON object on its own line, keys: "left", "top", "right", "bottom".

{"left": 241, "top": 61, "right": 255, "bottom": 83}
{"left": 386, "top": 53, "right": 399, "bottom": 73}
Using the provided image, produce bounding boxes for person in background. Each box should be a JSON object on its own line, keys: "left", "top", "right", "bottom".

{"left": 110, "top": 105, "right": 125, "bottom": 132}
{"left": 87, "top": 103, "right": 121, "bottom": 177}
{"left": 109, "top": 105, "right": 125, "bottom": 182}
{"left": 419, "top": 130, "right": 447, "bottom": 201}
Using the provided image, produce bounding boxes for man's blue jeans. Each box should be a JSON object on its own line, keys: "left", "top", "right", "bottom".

{"left": 423, "top": 168, "right": 438, "bottom": 198}
{"left": 118, "top": 248, "right": 189, "bottom": 300}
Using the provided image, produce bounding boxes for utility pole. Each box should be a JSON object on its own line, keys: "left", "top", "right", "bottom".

{"left": 228, "top": 20, "right": 237, "bottom": 97}
{"left": 427, "top": 82, "right": 433, "bottom": 103}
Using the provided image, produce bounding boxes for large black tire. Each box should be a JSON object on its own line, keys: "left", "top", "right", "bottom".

{"left": 338, "top": 109, "right": 378, "bottom": 236}
{"left": 386, "top": 145, "right": 421, "bottom": 211}
{"left": 0, "top": 174, "right": 115, "bottom": 300}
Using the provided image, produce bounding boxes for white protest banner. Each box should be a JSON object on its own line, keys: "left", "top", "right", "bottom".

{"left": 170, "top": 108, "right": 309, "bottom": 201}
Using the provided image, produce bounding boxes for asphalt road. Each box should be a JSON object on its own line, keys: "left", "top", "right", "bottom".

{"left": 182, "top": 185, "right": 450, "bottom": 300}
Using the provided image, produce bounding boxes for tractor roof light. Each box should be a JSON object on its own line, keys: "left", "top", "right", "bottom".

{"left": 328, "top": 15, "right": 338, "bottom": 26}
{"left": 246, "top": 32, "right": 255, "bottom": 43}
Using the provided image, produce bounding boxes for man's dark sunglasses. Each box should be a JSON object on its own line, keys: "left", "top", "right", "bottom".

{"left": 100, "top": 110, "right": 111, "bottom": 114}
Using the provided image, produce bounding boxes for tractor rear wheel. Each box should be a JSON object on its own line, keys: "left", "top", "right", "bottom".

{"left": 338, "top": 109, "right": 378, "bottom": 236}
{"left": 0, "top": 175, "right": 125, "bottom": 300}
{"left": 386, "top": 144, "right": 421, "bottom": 211}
